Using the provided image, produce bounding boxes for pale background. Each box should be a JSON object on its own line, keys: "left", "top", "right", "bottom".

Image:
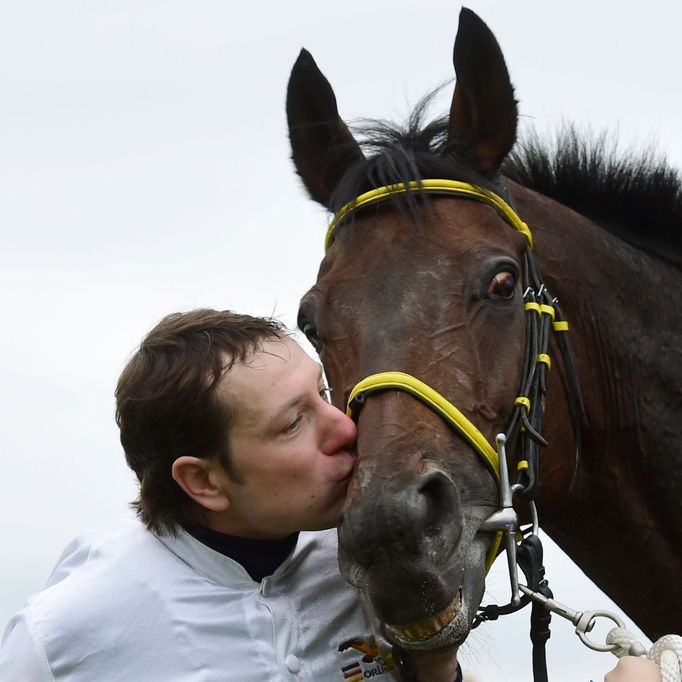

{"left": 2, "top": 2, "right": 680, "bottom": 681}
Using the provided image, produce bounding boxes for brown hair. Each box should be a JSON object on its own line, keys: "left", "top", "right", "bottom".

{"left": 115, "top": 308, "right": 287, "bottom": 535}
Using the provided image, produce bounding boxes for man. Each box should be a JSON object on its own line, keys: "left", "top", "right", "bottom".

{"left": 0, "top": 309, "right": 656, "bottom": 682}
{"left": 0, "top": 309, "right": 457, "bottom": 682}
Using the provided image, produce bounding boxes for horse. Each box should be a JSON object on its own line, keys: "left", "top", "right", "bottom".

{"left": 286, "top": 7, "right": 682, "bottom": 654}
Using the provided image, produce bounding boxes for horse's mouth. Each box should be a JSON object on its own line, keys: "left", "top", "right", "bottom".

{"left": 385, "top": 587, "right": 463, "bottom": 645}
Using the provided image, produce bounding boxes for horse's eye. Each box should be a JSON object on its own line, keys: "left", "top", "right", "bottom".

{"left": 486, "top": 271, "right": 516, "bottom": 299}
{"left": 302, "top": 322, "right": 322, "bottom": 352}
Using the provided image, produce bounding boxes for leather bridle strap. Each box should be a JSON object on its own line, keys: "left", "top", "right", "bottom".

{"left": 331, "top": 178, "right": 584, "bottom": 504}
{"left": 327, "top": 178, "right": 585, "bottom": 674}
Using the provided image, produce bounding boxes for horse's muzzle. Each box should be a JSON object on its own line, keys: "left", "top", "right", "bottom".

{"left": 339, "top": 468, "right": 461, "bottom": 566}
{"left": 337, "top": 467, "right": 467, "bottom": 626}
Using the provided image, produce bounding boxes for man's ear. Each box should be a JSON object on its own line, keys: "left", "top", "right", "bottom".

{"left": 172, "top": 456, "right": 230, "bottom": 512}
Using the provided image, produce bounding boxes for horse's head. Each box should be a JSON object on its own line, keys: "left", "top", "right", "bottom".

{"left": 288, "top": 9, "right": 529, "bottom": 649}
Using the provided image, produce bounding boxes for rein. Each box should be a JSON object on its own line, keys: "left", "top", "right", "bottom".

{"left": 325, "top": 179, "right": 586, "bottom": 679}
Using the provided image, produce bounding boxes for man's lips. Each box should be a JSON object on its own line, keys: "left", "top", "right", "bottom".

{"left": 334, "top": 449, "right": 356, "bottom": 480}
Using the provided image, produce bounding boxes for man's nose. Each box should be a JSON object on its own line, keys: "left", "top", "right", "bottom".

{"left": 322, "top": 402, "right": 357, "bottom": 452}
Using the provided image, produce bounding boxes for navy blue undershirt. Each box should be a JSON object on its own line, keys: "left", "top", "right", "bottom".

{"left": 185, "top": 524, "right": 299, "bottom": 582}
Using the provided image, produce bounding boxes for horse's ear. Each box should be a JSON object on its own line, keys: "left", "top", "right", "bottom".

{"left": 447, "top": 8, "right": 517, "bottom": 175}
{"left": 287, "top": 49, "right": 364, "bottom": 208}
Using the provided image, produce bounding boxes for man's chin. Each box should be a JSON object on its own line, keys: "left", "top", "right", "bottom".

{"left": 303, "top": 509, "right": 345, "bottom": 533}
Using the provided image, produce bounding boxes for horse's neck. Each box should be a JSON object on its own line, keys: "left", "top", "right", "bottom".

{"left": 518, "top": 187, "right": 682, "bottom": 639}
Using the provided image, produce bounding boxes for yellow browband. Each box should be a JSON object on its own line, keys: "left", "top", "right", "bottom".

{"left": 325, "top": 179, "right": 534, "bottom": 252}
{"left": 347, "top": 371, "right": 500, "bottom": 480}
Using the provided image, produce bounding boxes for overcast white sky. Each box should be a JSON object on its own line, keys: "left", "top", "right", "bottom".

{"left": 2, "top": 2, "right": 679, "bottom": 680}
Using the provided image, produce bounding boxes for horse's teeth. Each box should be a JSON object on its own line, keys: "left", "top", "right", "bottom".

{"left": 386, "top": 588, "right": 462, "bottom": 641}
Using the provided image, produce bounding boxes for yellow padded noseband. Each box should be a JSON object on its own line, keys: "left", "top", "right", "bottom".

{"left": 347, "top": 371, "right": 500, "bottom": 480}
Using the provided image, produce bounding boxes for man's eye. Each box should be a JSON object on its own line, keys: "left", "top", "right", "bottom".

{"left": 319, "top": 386, "right": 331, "bottom": 403}
{"left": 284, "top": 416, "right": 302, "bottom": 433}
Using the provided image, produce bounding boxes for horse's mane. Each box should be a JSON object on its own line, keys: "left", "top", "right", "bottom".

{"left": 504, "top": 126, "right": 682, "bottom": 269}
{"left": 333, "top": 97, "right": 682, "bottom": 269}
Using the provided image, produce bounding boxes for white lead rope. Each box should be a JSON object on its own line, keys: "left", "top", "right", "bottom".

{"left": 606, "top": 628, "right": 682, "bottom": 682}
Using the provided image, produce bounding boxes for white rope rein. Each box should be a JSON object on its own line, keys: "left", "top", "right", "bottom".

{"left": 607, "top": 627, "right": 682, "bottom": 682}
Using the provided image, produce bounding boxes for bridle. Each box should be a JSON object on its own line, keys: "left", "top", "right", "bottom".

{"left": 323, "top": 179, "right": 586, "bottom": 657}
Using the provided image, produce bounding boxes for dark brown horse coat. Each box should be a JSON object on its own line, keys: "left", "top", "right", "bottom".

{"left": 287, "top": 8, "right": 682, "bottom": 645}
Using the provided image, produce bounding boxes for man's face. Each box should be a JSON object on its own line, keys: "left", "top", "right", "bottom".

{"left": 213, "top": 337, "right": 357, "bottom": 539}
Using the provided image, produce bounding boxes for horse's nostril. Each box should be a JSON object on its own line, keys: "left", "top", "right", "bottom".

{"left": 339, "top": 469, "right": 461, "bottom": 563}
{"left": 418, "top": 470, "right": 459, "bottom": 537}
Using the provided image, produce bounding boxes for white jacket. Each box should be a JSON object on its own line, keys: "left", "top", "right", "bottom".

{"left": 0, "top": 520, "right": 396, "bottom": 681}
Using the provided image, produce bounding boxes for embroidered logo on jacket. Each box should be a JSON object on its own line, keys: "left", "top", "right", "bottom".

{"left": 338, "top": 636, "right": 394, "bottom": 679}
